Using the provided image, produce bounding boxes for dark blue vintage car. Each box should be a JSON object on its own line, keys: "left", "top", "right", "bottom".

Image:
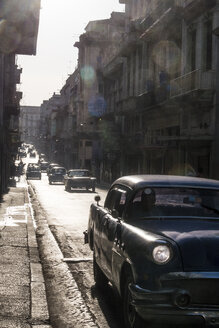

{"left": 85, "top": 175, "right": 219, "bottom": 328}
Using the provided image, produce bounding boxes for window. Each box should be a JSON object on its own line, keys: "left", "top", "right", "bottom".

{"left": 104, "top": 186, "right": 127, "bottom": 217}
{"left": 129, "top": 187, "right": 219, "bottom": 219}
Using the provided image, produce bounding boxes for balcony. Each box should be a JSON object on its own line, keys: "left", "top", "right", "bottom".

{"left": 170, "top": 69, "right": 215, "bottom": 98}
{"left": 137, "top": 91, "right": 155, "bottom": 109}
{"left": 140, "top": 0, "right": 182, "bottom": 40}
{"left": 118, "top": 31, "right": 140, "bottom": 56}
{"left": 103, "top": 57, "right": 124, "bottom": 77}
{"left": 118, "top": 96, "right": 137, "bottom": 113}
{"left": 183, "top": 0, "right": 216, "bottom": 21}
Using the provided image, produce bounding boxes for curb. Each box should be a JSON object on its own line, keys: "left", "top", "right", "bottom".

{"left": 28, "top": 183, "right": 98, "bottom": 328}
{"left": 25, "top": 187, "right": 52, "bottom": 328}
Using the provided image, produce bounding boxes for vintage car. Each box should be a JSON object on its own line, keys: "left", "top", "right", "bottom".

{"left": 48, "top": 166, "right": 66, "bottom": 184}
{"left": 40, "top": 161, "right": 49, "bottom": 172}
{"left": 46, "top": 163, "right": 59, "bottom": 175}
{"left": 29, "top": 151, "right": 36, "bottom": 158}
{"left": 64, "top": 169, "right": 96, "bottom": 192}
{"left": 26, "top": 164, "right": 41, "bottom": 180}
{"left": 85, "top": 175, "right": 219, "bottom": 328}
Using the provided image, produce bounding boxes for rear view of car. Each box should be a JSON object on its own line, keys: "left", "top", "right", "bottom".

{"left": 48, "top": 167, "right": 66, "bottom": 184}
{"left": 26, "top": 164, "right": 41, "bottom": 180}
{"left": 40, "top": 161, "right": 49, "bottom": 172}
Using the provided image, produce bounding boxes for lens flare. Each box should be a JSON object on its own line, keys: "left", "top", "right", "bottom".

{"left": 152, "top": 40, "right": 181, "bottom": 75}
{"left": 80, "top": 66, "right": 96, "bottom": 86}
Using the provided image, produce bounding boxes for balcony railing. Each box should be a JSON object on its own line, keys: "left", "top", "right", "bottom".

{"left": 183, "top": 0, "right": 216, "bottom": 21}
{"left": 170, "top": 69, "right": 215, "bottom": 98}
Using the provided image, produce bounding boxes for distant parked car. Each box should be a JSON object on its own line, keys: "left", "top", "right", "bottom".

{"left": 40, "top": 161, "right": 49, "bottom": 172}
{"left": 48, "top": 166, "right": 66, "bottom": 184}
{"left": 85, "top": 175, "right": 219, "bottom": 328}
{"left": 26, "top": 164, "right": 41, "bottom": 180}
{"left": 64, "top": 169, "right": 96, "bottom": 192}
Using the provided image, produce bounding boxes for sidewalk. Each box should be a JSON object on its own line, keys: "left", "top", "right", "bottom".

{"left": 0, "top": 177, "right": 51, "bottom": 328}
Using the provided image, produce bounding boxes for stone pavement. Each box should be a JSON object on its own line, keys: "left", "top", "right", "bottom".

{"left": 0, "top": 178, "right": 52, "bottom": 328}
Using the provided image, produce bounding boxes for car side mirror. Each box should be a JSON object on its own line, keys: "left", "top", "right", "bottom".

{"left": 95, "top": 195, "right": 101, "bottom": 206}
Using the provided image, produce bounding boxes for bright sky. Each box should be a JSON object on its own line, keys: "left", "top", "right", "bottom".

{"left": 17, "top": 0, "right": 125, "bottom": 106}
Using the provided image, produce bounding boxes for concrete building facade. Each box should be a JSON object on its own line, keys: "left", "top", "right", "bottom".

{"left": 38, "top": 0, "right": 219, "bottom": 183}
{"left": 19, "top": 105, "right": 41, "bottom": 144}
{"left": 0, "top": 0, "right": 41, "bottom": 196}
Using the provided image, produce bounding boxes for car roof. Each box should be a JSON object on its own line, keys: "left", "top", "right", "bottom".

{"left": 112, "top": 175, "right": 219, "bottom": 190}
{"left": 68, "top": 169, "right": 89, "bottom": 172}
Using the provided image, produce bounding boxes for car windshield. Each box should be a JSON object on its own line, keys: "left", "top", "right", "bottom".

{"left": 30, "top": 167, "right": 40, "bottom": 171}
{"left": 68, "top": 170, "right": 89, "bottom": 177}
{"left": 130, "top": 187, "right": 219, "bottom": 219}
{"left": 53, "top": 168, "right": 66, "bottom": 174}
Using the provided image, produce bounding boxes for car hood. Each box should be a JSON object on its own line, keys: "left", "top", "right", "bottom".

{"left": 134, "top": 218, "right": 219, "bottom": 271}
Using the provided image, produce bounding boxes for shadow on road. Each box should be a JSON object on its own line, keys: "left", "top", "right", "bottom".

{"left": 90, "top": 283, "right": 125, "bottom": 328}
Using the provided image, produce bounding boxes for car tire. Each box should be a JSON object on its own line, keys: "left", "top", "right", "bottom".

{"left": 49, "top": 180, "right": 52, "bottom": 185}
{"left": 122, "top": 269, "right": 144, "bottom": 328}
{"left": 93, "top": 252, "right": 108, "bottom": 289}
{"left": 92, "top": 185, "right": 96, "bottom": 192}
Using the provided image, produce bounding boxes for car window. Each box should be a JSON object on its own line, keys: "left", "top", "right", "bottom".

{"left": 129, "top": 187, "right": 219, "bottom": 219}
{"left": 105, "top": 186, "right": 127, "bottom": 217}
{"left": 54, "top": 168, "right": 66, "bottom": 174}
{"left": 68, "top": 170, "right": 89, "bottom": 177}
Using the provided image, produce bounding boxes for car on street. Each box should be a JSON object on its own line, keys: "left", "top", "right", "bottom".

{"left": 19, "top": 150, "right": 27, "bottom": 158}
{"left": 85, "top": 175, "right": 219, "bottom": 328}
{"left": 48, "top": 166, "right": 66, "bottom": 184}
{"left": 26, "top": 164, "right": 41, "bottom": 180}
{"left": 29, "top": 151, "right": 36, "bottom": 158}
{"left": 64, "top": 169, "right": 96, "bottom": 192}
{"left": 46, "top": 163, "right": 59, "bottom": 175}
{"left": 40, "top": 161, "right": 49, "bottom": 172}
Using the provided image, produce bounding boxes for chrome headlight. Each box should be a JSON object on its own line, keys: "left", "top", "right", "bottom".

{"left": 152, "top": 245, "right": 171, "bottom": 264}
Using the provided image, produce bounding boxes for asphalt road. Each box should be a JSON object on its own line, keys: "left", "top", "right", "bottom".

{"left": 24, "top": 155, "right": 124, "bottom": 328}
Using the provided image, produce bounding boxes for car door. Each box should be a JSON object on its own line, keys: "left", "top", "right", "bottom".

{"left": 100, "top": 185, "right": 128, "bottom": 280}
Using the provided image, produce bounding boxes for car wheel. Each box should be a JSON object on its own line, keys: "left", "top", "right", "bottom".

{"left": 92, "top": 185, "right": 95, "bottom": 192}
{"left": 49, "top": 180, "right": 52, "bottom": 185}
{"left": 122, "top": 269, "right": 144, "bottom": 328}
{"left": 86, "top": 185, "right": 89, "bottom": 191}
{"left": 93, "top": 252, "right": 108, "bottom": 289}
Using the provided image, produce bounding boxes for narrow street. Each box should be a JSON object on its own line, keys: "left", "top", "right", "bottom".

{"left": 24, "top": 156, "right": 124, "bottom": 328}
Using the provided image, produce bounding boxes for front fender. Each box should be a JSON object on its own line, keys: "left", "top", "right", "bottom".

{"left": 111, "top": 222, "right": 183, "bottom": 293}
